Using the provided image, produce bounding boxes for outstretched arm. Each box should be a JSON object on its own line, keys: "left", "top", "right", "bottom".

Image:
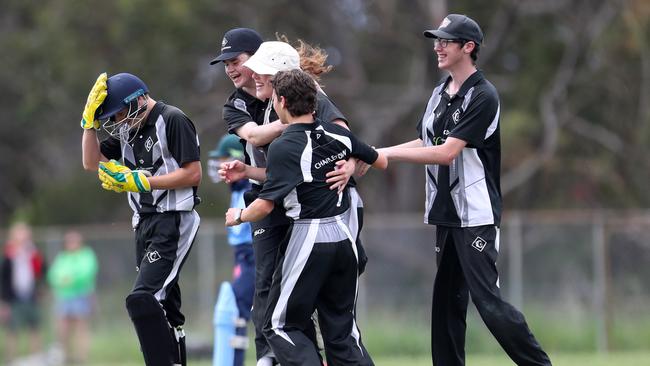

{"left": 380, "top": 137, "right": 466, "bottom": 166}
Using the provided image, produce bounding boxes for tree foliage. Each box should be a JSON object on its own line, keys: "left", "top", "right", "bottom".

{"left": 0, "top": 0, "right": 648, "bottom": 225}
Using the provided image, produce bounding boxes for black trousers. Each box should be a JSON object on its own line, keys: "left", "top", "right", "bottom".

{"left": 251, "top": 223, "right": 292, "bottom": 360}
{"left": 431, "top": 225, "right": 551, "bottom": 366}
{"left": 132, "top": 211, "right": 199, "bottom": 327}
{"left": 264, "top": 215, "right": 373, "bottom": 366}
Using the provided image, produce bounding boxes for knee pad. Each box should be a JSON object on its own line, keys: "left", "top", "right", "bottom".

{"left": 126, "top": 291, "right": 176, "bottom": 366}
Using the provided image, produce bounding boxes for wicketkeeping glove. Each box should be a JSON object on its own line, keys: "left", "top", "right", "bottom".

{"left": 98, "top": 160, "right": 152, "bottom": 193}
{"left": 81, "top": 73, "right": 108, "bottom": 130}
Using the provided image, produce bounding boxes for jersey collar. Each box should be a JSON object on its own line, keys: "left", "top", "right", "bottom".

{"left": 143, "top": 101, "right": 164, "bottom": 126}
{"left": 235, "top": 88, "right": 260, "bottom": 103}
{"left": 438, "top": 70, "right": 484, "bottom": 98}
{"left": 284, "top": 117, "right": 321, "bottom": 132}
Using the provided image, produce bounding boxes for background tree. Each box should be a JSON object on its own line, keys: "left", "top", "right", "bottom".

{"left": 0, "top": 0, "right": 647, "bottom": 225}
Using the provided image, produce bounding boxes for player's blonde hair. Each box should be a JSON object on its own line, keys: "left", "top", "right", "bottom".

{"left": 276, "top": 34, "right": 333, "bottom": 84}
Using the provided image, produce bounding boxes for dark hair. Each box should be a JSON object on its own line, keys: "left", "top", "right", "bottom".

{"left": 461, "top": 40, "right": 481, "bottom": 64}
{"left": 271, "top": 69, "right": 317, "bottom": 117}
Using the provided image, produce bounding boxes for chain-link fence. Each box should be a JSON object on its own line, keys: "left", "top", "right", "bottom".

{"left": 19, "top": 210, "right": 650, "bottom": 355}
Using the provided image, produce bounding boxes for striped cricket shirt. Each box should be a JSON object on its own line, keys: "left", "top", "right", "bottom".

{"left": 417, "top": 70, "right": 502, "bottom": 227}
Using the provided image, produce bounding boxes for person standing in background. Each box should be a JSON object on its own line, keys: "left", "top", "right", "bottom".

{"left": 0, "top": 222, "right": 45, "bottom": 363}
{"left": 47, "top": 230, "right": 98, "bottom": 365}
{"left": 208, "top": 134, "right": 255, "bottom": 366}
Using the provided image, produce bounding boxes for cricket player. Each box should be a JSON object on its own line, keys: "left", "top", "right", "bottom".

{"left": 225, "top": 69, "right": 386, "bottom": 366}
{"left": 80, "top": 72, "right": 201, "bottom": 366}
{"left": 208, "top": 134, "right": 254, "bottom": 366}
{"left": 377, "top": 14, "right": 552, "bottom": 366}
{"left": 212, "top": 32, "right": 356, "bottom": 366}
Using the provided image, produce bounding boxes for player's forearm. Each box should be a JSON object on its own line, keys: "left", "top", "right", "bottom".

{"left": 383, "top": 145, "right": 455, "bottom": 165}
{"left": 237, "top": 121, "right": 286, "bottom": 147}
{"left": 371, "top": 152, "right": 389, "bottom": 170}
{"left": 388, "top": 138, "right": 424, "bottom": 149}
{"left": 383, "top": 138, "right": 465, "bottom": 165}
{"left": 245, "top": 166, "right": 267, "bottom": 182}
{"left": 82, "top": 129, "right": 107, "bottom": 171}
{"left": 148, "top": 161, "right": 202, "bottom": 189}
{"left": 241, "top": 198, "right": 274, "bottom": 223}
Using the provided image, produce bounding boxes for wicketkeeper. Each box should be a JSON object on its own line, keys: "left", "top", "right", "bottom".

{"left": 80, "top": 72, "right": 202, "bottom": 366}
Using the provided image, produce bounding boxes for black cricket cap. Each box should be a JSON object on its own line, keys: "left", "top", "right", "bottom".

{"left": 423, "top": 14, "right": 483, "bottom": 45}
{"left": 209, "top": 28, "right": 263, "bottom": 65}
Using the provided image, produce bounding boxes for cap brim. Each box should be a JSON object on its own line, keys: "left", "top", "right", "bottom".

{"left": 209, "top": 51, "right": 244, "bottom": 65}
{"left": 423, "top": 29, "right": 458, "bottom": 39}
{"left": 208, "top": 151, "right": 225, "bottom": 158}
{"left": 242, "top": 58, "right": 280, "bottom": 76}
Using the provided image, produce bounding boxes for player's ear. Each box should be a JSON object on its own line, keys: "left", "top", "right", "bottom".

{"left": 463, "top": 41, "right": 475, "bottom": 54}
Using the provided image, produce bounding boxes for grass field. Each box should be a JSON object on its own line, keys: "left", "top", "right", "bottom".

{"left": 80, "top": 352, "right": 650, "bottom": 365}
{"left": 3, "top": 309, "right": 650, "bottom": 365}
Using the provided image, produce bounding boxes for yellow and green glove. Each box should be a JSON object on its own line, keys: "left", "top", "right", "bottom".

{"left": 81, "top": 73, "right": 108, "bottom": 130}
{"left": 98, "top": 160, "right": 152, "bottom": 193}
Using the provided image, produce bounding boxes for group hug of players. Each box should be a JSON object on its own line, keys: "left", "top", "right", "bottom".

{"left": 81, "top": 14, "right": 552, "bottom": 366}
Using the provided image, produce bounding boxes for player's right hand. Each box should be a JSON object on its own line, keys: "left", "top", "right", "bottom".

{"left": 326, "top": 159, "right": 354, "bottom": 194}
{"left": 81, "top": 73, "right": 108, "bottom": 130}
{"left": 219, "top": 160, "right": 247, "bottom": 183}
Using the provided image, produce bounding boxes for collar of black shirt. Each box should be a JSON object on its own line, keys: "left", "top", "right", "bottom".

{"left": 438, "top": 70, "right": 484, "bottom": 98}
{"left": 284, "top": 117, "right": 322, "bottom": 132}
{"left": 142, "top": 101, "right": 164, "bottom": 127}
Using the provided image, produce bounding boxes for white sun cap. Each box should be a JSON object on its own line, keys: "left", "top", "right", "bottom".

{"left": 243, "top": 41, "right": 301, "bottom": 76}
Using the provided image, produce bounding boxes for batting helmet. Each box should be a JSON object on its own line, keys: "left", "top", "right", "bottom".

{"left": 96, "top": 73, "right": 149, "bottom": 120}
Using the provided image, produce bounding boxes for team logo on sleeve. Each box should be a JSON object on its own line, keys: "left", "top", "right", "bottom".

{"left": 234, "top": 98, "right": 248, "bottom": 113}
{"left": 471, "top": 237, "right": 487, "bottom": 252}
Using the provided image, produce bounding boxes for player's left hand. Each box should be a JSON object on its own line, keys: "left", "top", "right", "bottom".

{"left": 98, "top": 160, "right": 152, "bottom": 193}
{"left": 326, "top": 159, "right": 355, "bottom": 194}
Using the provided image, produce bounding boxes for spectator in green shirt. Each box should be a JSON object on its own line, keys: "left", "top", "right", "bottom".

{"left": 47, "top": 230, "right": 98, "bottom": 364}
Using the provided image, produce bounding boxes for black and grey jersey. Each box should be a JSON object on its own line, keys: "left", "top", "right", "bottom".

{"left": 101, "top": 102, "right": 201, "bottom": 216}
{"left": 259, "top": 119, "right": 378, "bottom": 220}
{"left": 223, "top": 88, "right": 275, "bottom": 185}
{"left": 314, "top": 90, "right": 362, "bottom": 189}
{"left": 416, "top": 70, "right": 502, "bottom": 227}
{"left": 223, "top": 88, "right": 354, "bottom": 226}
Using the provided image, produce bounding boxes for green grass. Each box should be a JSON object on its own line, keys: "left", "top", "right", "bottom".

{"left": 3, "top": 308, "right": 650, "bottom": 365}
{"left": 81, "top": 352, "right": 650, "bottom": 365}
{"left": 376, "top": 352, "right": 650, "bottom": 366}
